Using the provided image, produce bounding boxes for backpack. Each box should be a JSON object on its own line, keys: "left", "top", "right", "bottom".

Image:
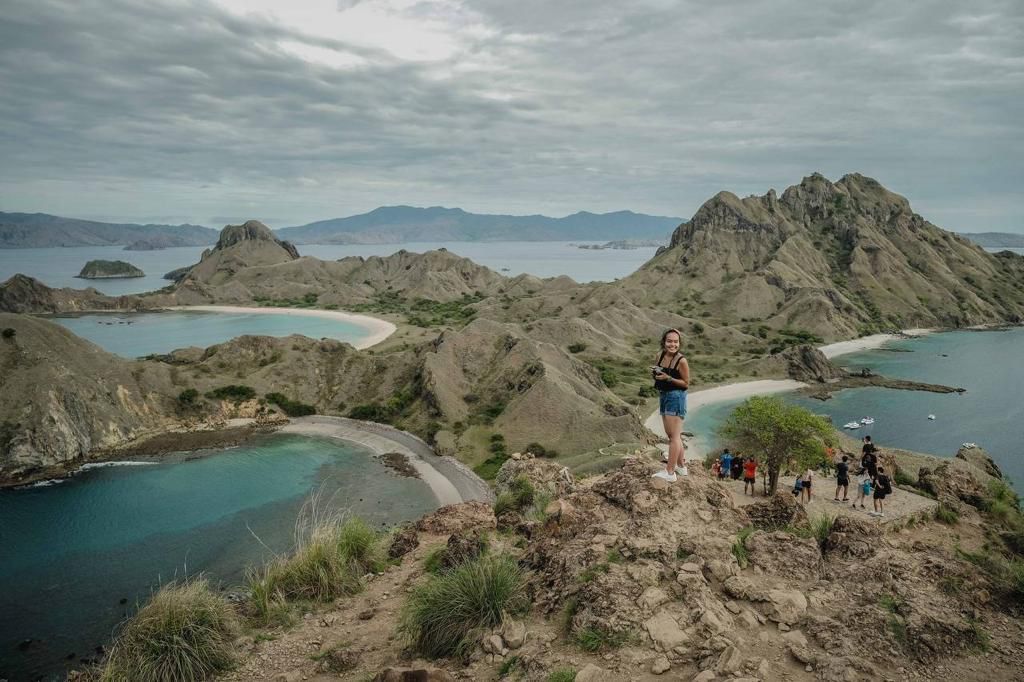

{"left": 879, "top": 475, "right": 892, "bottom": 494}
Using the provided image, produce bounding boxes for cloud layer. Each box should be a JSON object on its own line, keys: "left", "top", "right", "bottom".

{"left": 1, "top": 0, "right": 1021, "bottom": 231}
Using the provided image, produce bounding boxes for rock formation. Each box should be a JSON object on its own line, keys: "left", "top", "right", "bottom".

{"left": 76, "top": 259, "right": 145, "bottom": 279}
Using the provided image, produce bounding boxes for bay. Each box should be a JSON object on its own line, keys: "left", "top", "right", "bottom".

{"left": 49, "top": 310, "right": 373, "bottom": 357}
{"left": 0, "top": 434, "right": 437, "bottom": 681}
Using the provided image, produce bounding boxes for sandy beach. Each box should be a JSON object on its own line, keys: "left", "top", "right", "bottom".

{"left": 819, "top": 328, "right": 933, "bottom": 359}
{"left": 280, "top": 415, "right": 493, "bottom": 507}
{"left": 166, "top": 305, "right": 397, "bottom": 349}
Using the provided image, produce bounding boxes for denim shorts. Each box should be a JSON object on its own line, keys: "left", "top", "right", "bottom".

{"left": 659, "top": 389, "right": 687, "bottom": 418}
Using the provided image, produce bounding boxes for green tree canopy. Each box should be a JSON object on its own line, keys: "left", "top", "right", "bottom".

{"left": 718, "top": 396, "right": 834, "bottom": 494}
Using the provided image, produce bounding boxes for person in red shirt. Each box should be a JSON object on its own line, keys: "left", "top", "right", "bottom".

{"left": 743, "top": 458, "right": 758, "bottom": 496}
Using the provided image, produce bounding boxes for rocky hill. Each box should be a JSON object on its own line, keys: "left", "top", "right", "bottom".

{"left": 615, "top": 173, "right": 1024, "bottom": 340}
{"left": 277, "top": 206, "right": 682, "bottom": 244}
{"left": 0, "top": 212, "right": 217, "bottom": 248}
{"left": 0, "top": 313, "right": 177, "bottom": 484}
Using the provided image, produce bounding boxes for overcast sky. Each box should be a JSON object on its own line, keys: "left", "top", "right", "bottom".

{"left": 1, "top": 0, "right": 1021, "bottom": 231}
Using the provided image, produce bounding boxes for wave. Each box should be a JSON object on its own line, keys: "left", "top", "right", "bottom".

{"left": 78, "top": 461, "right": 157, "bottom": 470}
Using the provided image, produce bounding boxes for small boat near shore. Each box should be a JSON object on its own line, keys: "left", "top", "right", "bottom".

{"left": 860, "top": 417, "right": 875, "bottom": 425}
{"left": 843, "top": 421, "right": 862, "bottom": 429}
{"left": 927, "top": 414, "right": 936, "bottom": 420}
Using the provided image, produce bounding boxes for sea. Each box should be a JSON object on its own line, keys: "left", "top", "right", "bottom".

{"left": 0, "top": 434, "right": 438, "bottom": 681}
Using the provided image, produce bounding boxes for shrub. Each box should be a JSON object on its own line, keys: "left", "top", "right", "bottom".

{"left": 348, "top": 402, "right": 390, "bottom": 422}
{"left": 935, "top": 504, "right": 960, "bottom": 525}
{"left": 205, "top": 385, "right": 256, "bottom": 402}
{"left": 893, "top": 468, "right": 915, "bottom": 487}
{"left": 177, "top": 388, "right": 199, "bottom": 406}
{"left": 732, "top": 526, "right": 754, "bottom": 568}
{"left": 1, "top": 327, "right": 14, "bottom": 339}
{"left": 246, "top": 513, "right": 384, "bottom": 625}
{"left": 400, "top": 554, "right": 527, "bottom": 659}
{"left": 100, "top": 579, "right": 237, "bottom": 682}
{"left": 546, "top": 669, "right": 577, "bottom": 682}
{"left": 264, "top": 392, "right": 316, "bottom": 417}
{"left": 473, "top": 452, "right": 509, "bottom": 481}
{"left": 567, "top": 343, "right": 587, "bottom": 354}
{"left": 575, "top": 625, "right": 632, "bottom": 651}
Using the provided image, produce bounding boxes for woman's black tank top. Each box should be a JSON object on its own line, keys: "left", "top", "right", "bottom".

{"left": 655, "top": 351, "right": 685, "bottom": 392}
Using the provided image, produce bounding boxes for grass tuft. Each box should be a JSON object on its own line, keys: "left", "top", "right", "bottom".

{"left": 100, "top": 578, "right": 237, "bottom": 682}
{"left": 732, "top": 526, "right": 754, "bottom": 568}
{"left": 575, "top": 626, "right": 633, "bottom": 651}
{"left": 400, "top": 554, "right": 527, "bottom": 659}
{"left": 546, "top": 669, "right": 577, "bottom": 682}
{"left": 935, "top": 504, "right": 960, "bottom": 525}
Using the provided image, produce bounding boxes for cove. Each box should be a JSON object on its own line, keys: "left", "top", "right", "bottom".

{"left": 48, "top": 308, "right": 378, "bottom": 357}
{"left": 0, "top": 433, "right": 438, "bottom": 681}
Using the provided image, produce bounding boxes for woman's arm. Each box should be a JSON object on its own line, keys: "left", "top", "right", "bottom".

{"left": 675, "top": 358, "right": 690, "bottom": 389}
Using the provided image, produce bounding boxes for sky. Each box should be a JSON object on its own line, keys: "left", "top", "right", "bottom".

{"left": 0, "top": 0, "right": 1021, "bottom": 232}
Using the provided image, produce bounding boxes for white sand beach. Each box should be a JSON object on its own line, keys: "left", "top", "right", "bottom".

{"left": 167, "top": 305, "right": 397, "bottom": 349}
{"left": 819, "top": 328, "right": 934, "bottom": 359}
{"left": 280, "top": 415, "right": 492, "bottom": 507}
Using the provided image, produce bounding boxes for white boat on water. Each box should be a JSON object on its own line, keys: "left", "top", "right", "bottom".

{"left": 843, "top": 422, "right": 862, "bottom": 429}
{"left": 860, "top": 417, "right": 875, "bottom": 425}
{"left": 927, "top": 414, "right": 936, "bottom": 420}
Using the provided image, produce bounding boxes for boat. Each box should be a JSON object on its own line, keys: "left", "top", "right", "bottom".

{"left": 860, "top": 417, "right": 875, "bottom": 425}
{"left": 843, "top": 422, "right": 862, "bottom": 429}
{"left": 962, "top": 442, "right": 977, "bottom": 449}
{"left": 927, "top": 414, "right": 936, "bottom": 420}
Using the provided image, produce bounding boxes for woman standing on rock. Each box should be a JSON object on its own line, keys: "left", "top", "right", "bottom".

{"left": 652, "top": 328, "right": 690, "bottom": 482}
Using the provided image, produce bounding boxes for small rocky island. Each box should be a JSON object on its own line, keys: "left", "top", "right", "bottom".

{"left": 76, "top": 259, "right": 145, "bottom": 279}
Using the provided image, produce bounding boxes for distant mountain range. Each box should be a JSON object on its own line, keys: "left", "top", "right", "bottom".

{"left": 1, "top": 207, "right": 683, "bottom": 248}
{"left": 959, "top": 232, "right": 1024, "bottom": 248}
{"left": 275, "top": 206, "right": 682, "bottom": 243}
{"left": 0, "top": 213, "right": 219, "bottom": 248}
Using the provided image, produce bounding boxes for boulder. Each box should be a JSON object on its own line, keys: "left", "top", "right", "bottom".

{"left": 645, "top": 611, "right": 690, "bottom": 651}
{"left": 651, "top": 655, "right": 671, "bottom": 674}
{"left": 495, "top": 456, "right": 576, "bottom": 498}
{"left": 437, "top": 529, "right": 487, "bottom": 570}
{"left": 501, "top": 619, "right": 527, "bottom": 649}
{"left": 575, "top": 663, "right": 623, "bottom": 681}
{"left": 824, "top": 516, "right": 880, "bottom": 559}
{"left": 917, "top": 463, "right": 986, "bottom": 509}
{"left": 744, "top": 492, "right": 808, "bottom": 530}
{"left": 765, "top": 589, "right": 808, "bottom": 624}
{"left": 388, "top": 524, "right": 419, "bottom": 559}
{"left": 416, "top": 501, "right": 495, "bottom": 534}
{"left": 955, "top": 444, "right": 1003, "bottom": 479}
{"left": 744, "top": 530, "right": 821, "bottom": 579}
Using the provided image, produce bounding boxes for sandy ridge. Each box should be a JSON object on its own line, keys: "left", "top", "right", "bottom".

{"left": 165, "top": 305, "right": 397, "bottom": 349}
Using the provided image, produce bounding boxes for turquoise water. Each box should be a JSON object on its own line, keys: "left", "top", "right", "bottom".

{"left": 0, "top": 241, "right": 658, "bottom": 295}
{"left": 0, "top": 434, "right": 438, "bottom": 681}
{"left": 50, "top": 310, "right": 372, "bottom": 357}
{"left": 688, "top": 328, "right": 1024, "bottom": 489}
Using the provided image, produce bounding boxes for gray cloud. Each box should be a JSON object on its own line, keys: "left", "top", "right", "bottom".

{"left": 0, "top": 0, "right": 1021, "bottom": 231}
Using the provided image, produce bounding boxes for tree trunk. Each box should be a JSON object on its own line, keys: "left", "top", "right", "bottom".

{"left": 768, "top": 467, "right": 779, "bottom": 495}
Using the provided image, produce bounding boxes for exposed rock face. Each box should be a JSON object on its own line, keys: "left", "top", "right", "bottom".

{"left": 955, "top": 444, "right": 1003, "bottom": 479}
{"left": 620, "top": 172, "right": 1024, "bottom": 340}
{"left": 0, "top": 313, "right": 174, "bottom": 484}
{"left": 0, "top": 275, "right": 125, "bottom": 313}
{"left": 743, "top": 492, "right": 808, "bottom": 530}
{"left": 76, "top": 259, "right": 145, "bottom": 279}
{"left": 776, "top": 344, "right": 845, "bottom": 382}
{"left": 177, "top": 220, "right": 300, "bottom": 290}
{"left": 917, "top": 463, "right": 987, "bottom": 510}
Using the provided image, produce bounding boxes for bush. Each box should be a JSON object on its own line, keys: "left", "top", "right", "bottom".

{"left": 546, "top": 669, "right": 577, "bottom": 682}
{"left": 935, "top": 504, "right": 960, "bottom": 525}
{"left": 100, "top": 579, "right": 237, "bottom": 682}
{"left": 473, "top": 452, "right": 510, "bottom": 481}
{"left": 893, "top": 468, "right": 915, "bottom": 487}
{"left": 265, "top": 392, "right": 316, "bottom": 417}
{"left": 205, "top": 385, "right": 256, "bottom": 402}
{"left": 348, "top": 403, "right": 390, "bottom": 422}
{"left": 246, "top": 513, "right": 385, "bottom": 624}
{"left": 567, "top": 343, "right": 587, "bottom": 354}
{"left": 526, "top": 442, "right": 558, "bottom": 458}
{"left": 400, "top": 554, "right": 527, "bottom": 659}
{"left": 177, "top": 388, "right": 199, "bottom": 406}
{"left": 1, "top": 327, "right": 14, "bottom": 339}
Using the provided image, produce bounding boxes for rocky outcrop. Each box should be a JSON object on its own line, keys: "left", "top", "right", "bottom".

{"left": 743, "top": 492, "right": 808, "bottom": 530}
{"left": 0, "top": 275, "right": 126, "bottom": 313}
{"left": 76, "top": 259, "right": 145, "bottom": 279}
{"left": 917, "top": 462, "right": 987, "bottom": 510}
{"left": 955, "top": 444, "right": 1003, "bottom": 479}
{"left": 777, "top": 344, "right": 845, "bottom": 382}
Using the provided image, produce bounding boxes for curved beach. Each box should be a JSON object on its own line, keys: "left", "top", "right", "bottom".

{"left": 166, "top": 305, "right": 397, "bottom": 349}
{"left": 279, "top": 415, "right": 493, "bottom": 506}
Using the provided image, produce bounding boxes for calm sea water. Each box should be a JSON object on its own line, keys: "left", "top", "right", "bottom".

{"left": 0, "top": 434, "right": 437, "bottom": 681}
{"left": 50, "top": 310, "right": 372, "bottom": 357}
{"left": 0, "top": 241, "right": 658, "bottom": 295}
{"left": 689, "top": 328, "right": 1024, "bottom": 489}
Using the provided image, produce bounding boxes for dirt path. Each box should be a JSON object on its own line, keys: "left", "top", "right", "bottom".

{"left": 719, "top": 475, "right": 938, "bottom": 525}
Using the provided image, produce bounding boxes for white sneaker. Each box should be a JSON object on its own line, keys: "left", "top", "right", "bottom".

{"left": 677, "top": 465, "right": 689, "bottom": 476}
{"left": 652, "top": 470, "right": 677, "bottom": 483}
{"left": 662, "top": 452, "right": 669, "bottom": 462}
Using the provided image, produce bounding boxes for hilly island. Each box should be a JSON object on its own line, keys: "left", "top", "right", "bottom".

{"left": 3, "top": 173, "right": 1024, "bottom": 682}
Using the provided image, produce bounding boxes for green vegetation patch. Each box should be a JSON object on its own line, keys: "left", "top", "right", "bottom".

{"left": 265, "top": 392, "right": 316, "bottom": 417}
{"left": 399, "top": 553, "right": 527, "bottom": 659}
{"left": 205, "top": 384, "right": 256, "bottom": 402}
{"left": 100, "top": 578, "right": 238, "bottom": 682}
{"left": 349, "top": 291, "right": 483, "bottom": 328}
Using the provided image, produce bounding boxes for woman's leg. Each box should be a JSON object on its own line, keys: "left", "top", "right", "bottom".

{"left": 662, "top": 414, "right": 683, "bottom": 474}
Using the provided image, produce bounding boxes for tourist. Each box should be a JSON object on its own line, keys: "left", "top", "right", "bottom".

{"left": 731, "top": 454, "right": 744, "bottom": 480}
{"left": 820, "top": 446, "right": 835, "bottom": 477}
{"left": 834, "top": 455, "right": 850, "bottom": 502}
{"left": 651, "top": 328, "right": 690, "bottom": 482}
{"left": 743, "top": 457, "right": 757, "bottom": 496}
{"left": 711, "top": 459, "right": 721, "bottom": 479}
{"left": 852, "top": 472, "right": 871, "bottom": 509}
{"left": 801, "top": 467, "right": 814, "bottom": 503}
{"left": 720, "top": 449, "right": 733, "bottom": 480}
{"left": 861, "top": 436, "right": 878, "bottom": 483}
{"left": 871, "top": 466, "right": 893, "bottom": 516}
{"left": 792, "top": 473, "right": 804, "bottom": 499}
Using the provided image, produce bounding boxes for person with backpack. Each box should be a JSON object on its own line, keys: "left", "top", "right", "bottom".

{"left": 834, "top": 455, "right": 850, "bottom": 502}
{"left": 871, "top": 466, "right": 893, "bottom": 516}
{"left": 720, "top": 449, "right": 733, "bottom": 481}
{"left": 861, "top": 436, "right": 878, "bottom": 483}
{"left": 852, "top": 472, "right": 871, "bottom": 509}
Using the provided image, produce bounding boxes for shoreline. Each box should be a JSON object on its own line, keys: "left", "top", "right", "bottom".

{"left": 164, "top": 305, "right": 397, "bottom": 349}
{"left": 818, "top": 327, "right": 934, "bottom": 359}
{"left": 279, "top": 416, "right": 492, "bottom": 506}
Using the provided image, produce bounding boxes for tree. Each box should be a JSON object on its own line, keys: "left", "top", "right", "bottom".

{"left": 718, "top": 396, "right": 834, "bottom": 494}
